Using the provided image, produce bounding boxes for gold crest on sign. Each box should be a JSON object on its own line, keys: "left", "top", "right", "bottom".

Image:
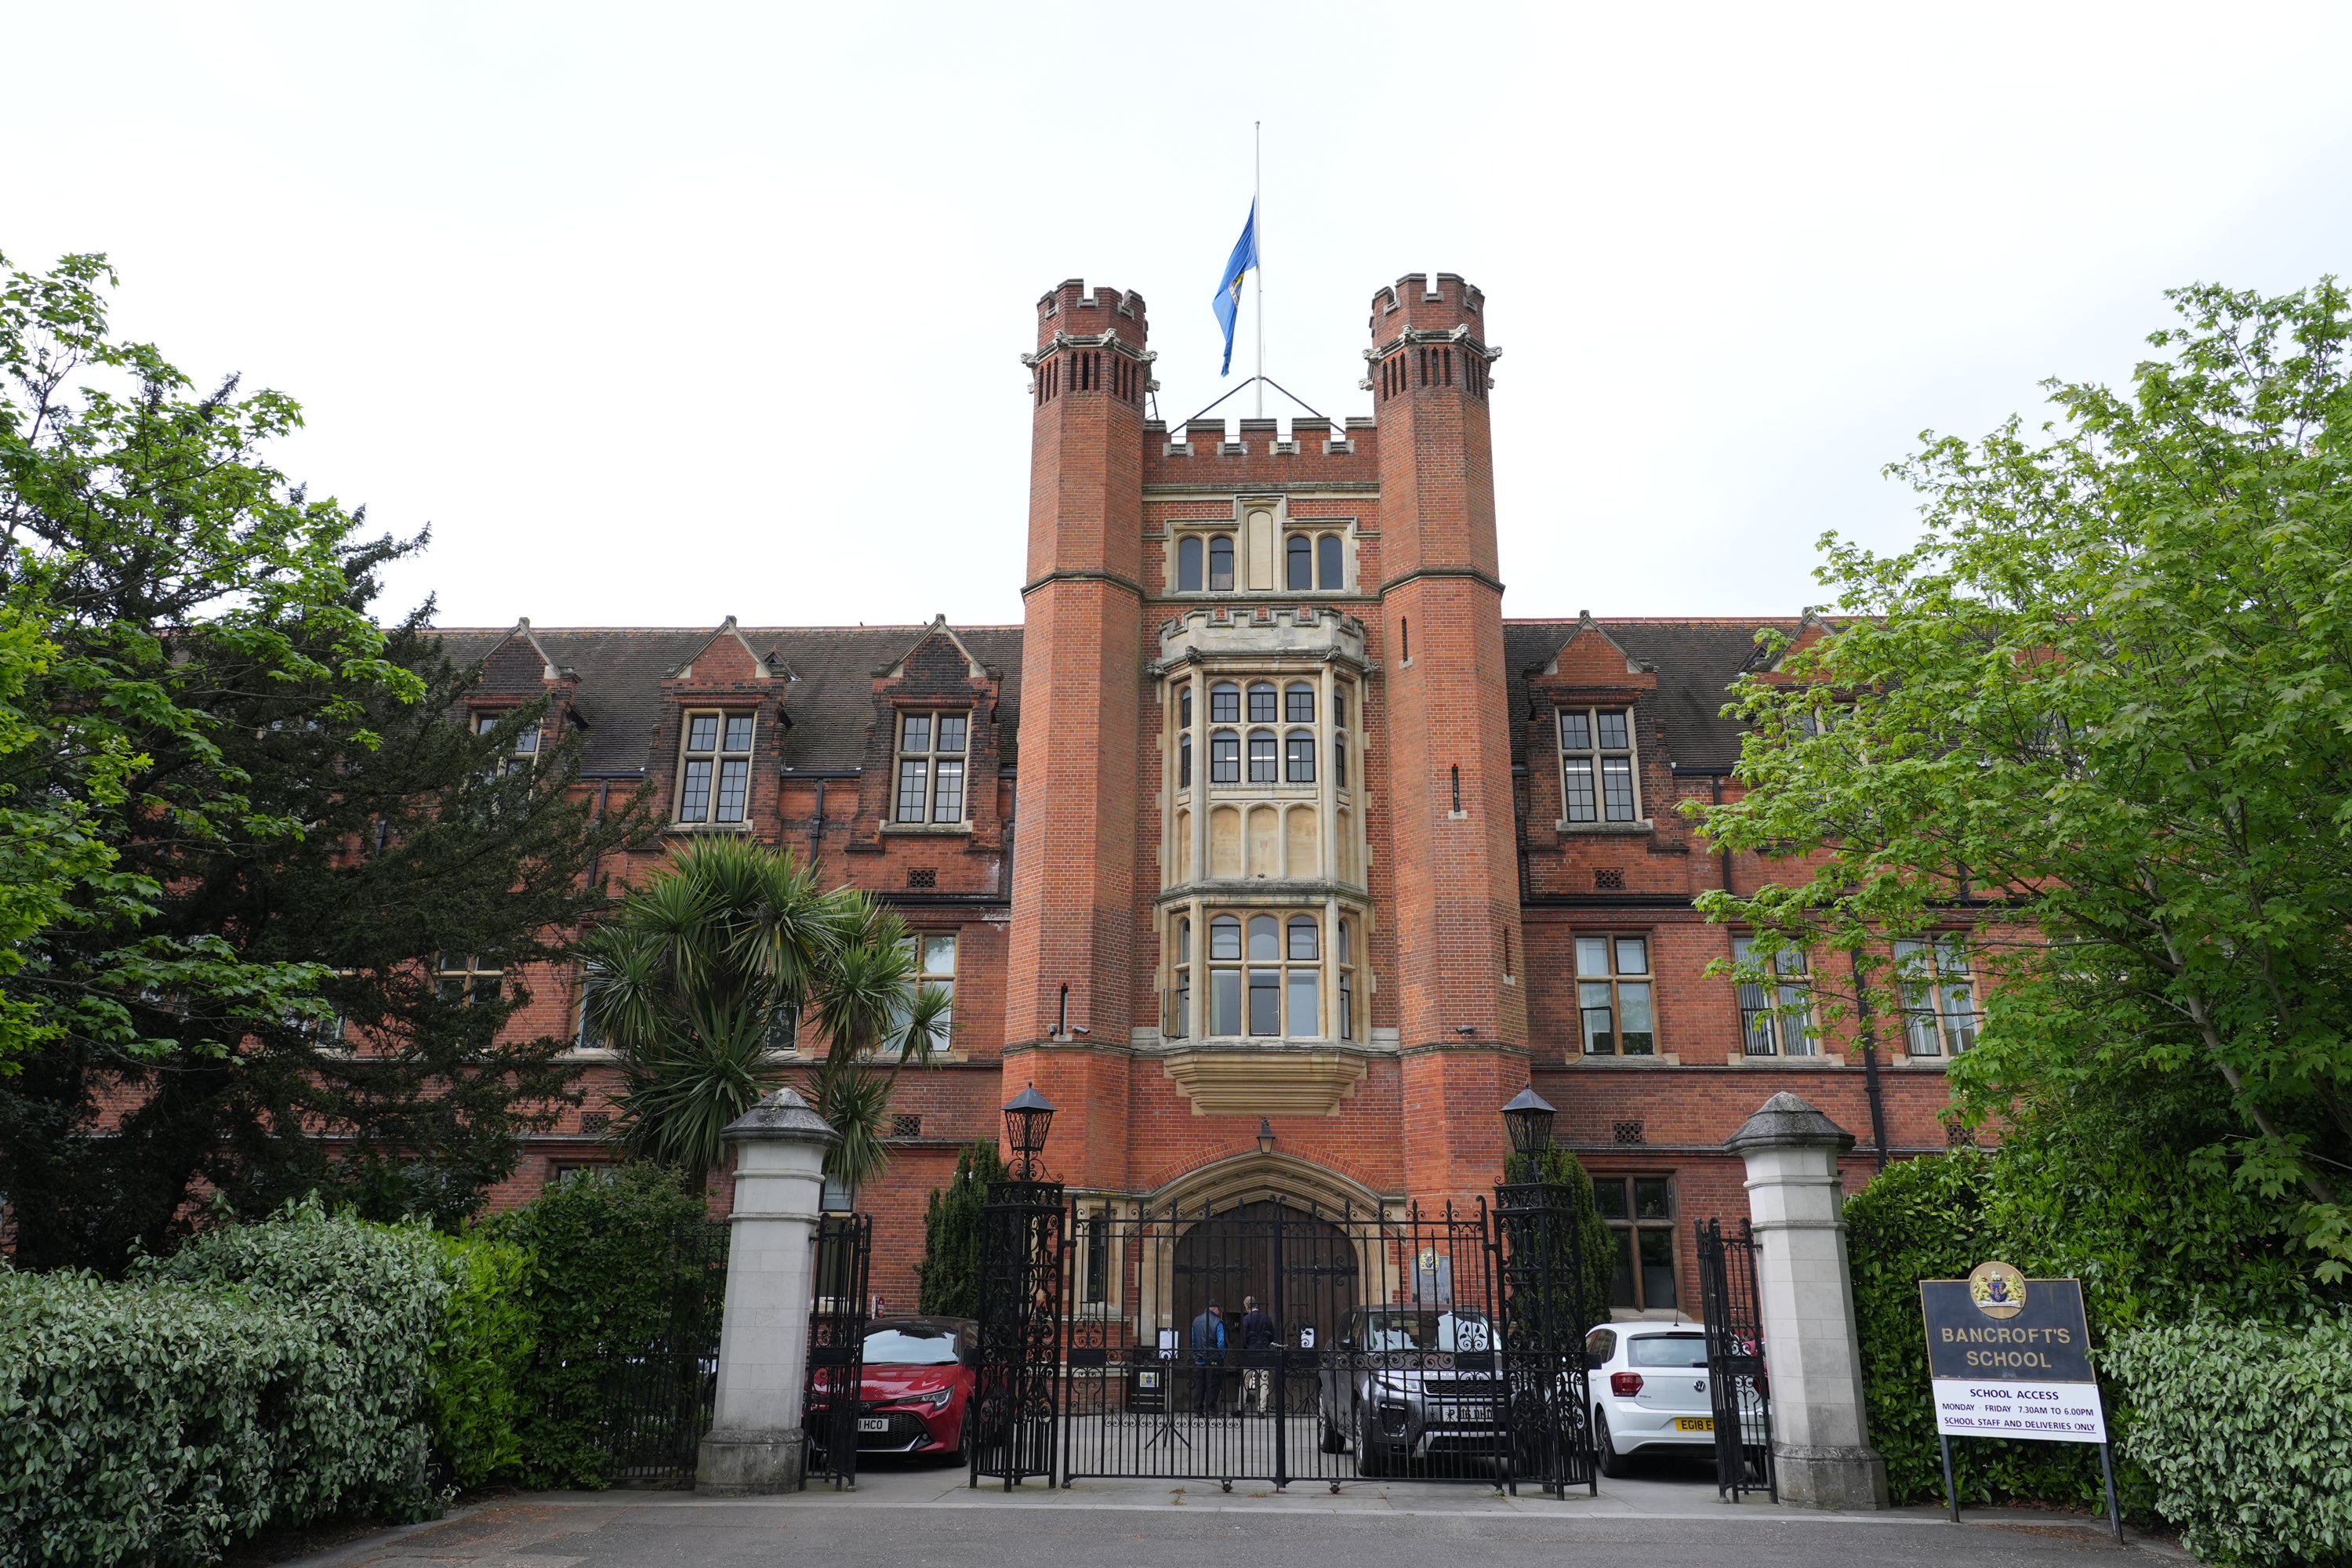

{"left": 1968, "top": 1261, "right": 2027, "bottom": 1319}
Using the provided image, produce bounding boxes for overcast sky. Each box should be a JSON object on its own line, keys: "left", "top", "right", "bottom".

{"left": 8, "top": 2, "right": 2350, "bottom": 632}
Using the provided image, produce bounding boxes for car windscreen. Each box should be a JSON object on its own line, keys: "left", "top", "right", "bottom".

{"left": 1628, "top": 1334, "right": 1707, "bottom": 1367}
{"left": 864, "top": 1328, "right": 960, "bottom": 1365}
{"left": 1360, "top": 1311, "right": 1491, "bottom": 1352}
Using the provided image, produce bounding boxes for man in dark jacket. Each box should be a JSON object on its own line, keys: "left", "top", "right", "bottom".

{"left": 1239, "top": 1295, "right": 1279, "bottom": 1414}
{"left": 1190, "top": 1301, "right": 1226, "bottom": 1415}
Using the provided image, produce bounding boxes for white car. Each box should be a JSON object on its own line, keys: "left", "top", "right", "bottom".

{"left": 1584, "top": 1323, "right": 1716, "bottom": 1475}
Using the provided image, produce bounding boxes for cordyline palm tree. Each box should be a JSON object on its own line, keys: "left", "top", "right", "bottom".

{"left": 579, "top": 837, "right": 948, "bottom": 1190}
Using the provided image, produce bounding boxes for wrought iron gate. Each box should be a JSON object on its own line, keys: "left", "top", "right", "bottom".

{"left": 593, "top": 1217, "right": 728, "bottom": 1486}
{"left": 1495, "top": 1182, "right": 1599, "bottom": 1496}
{"left": 1695, "top": 1217, "right": 1775, "bottom": 1502}
{"left": 804, "top": 1213, "right": 873, "bottom": 1488}
{"left": 970, "top": 1176, "right": 1066, "bottom": 1488}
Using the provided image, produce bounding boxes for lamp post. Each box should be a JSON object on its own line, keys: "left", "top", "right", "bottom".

{"left": 1493, "top": 1085, "right": 1597, "bottom": 1498}
{"left": 972, "top": 1084, "right": 1064, "bottom": 1490}
{"left": 1003, "top": 1083, "right": 1056, "bottom": 1181}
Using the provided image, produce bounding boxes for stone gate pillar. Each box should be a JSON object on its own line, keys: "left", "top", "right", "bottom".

{"left": 697, "top": 1087, "right": 839, "bottom": 1494}
{"left": 1727, "top": 1091, "right": 1889, "bottom": 1510}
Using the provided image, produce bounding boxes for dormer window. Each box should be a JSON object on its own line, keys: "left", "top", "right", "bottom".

{"left": 678, "top": 710, "right": 755, "bottom": 824}
{"left": 474, "top": 711, "right": 540, "bottom": 778}
{"left": 895, "top": 711, "right": 969, "bottom": 823}
{"left": 1559, "top": 706, "right": 1639, "bottom": 823}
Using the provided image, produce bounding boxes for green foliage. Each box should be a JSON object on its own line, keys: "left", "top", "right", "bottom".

{"left": 0, "top": 250, "right": 652, "bottom": 1271}
{"left": 1694, "top": 278, "right": 2352, "bottom": 1282}
{"left": 0, "top": 1203, "right": 447, "bottom": 1568}
{"left": 1844, "top": 1076, "right": 2328, "bottom": 1512}
{"left": 2107, "top": 1314, "right": 2352, "bottom": 1568}
{"left": 1501, "top": 1146, "right": 1619, "bottom": 1328}
{"left": 583, "top": 836, "right": 946, "bottom": 1189}
{"left": 426, "top": 1232, "right": 535, "bottom": 1490}
{"left": 477, "top": 1163, "right": 716, "bottom": 1489}
{"left": 916, "top": 1139, "right": 1005, "bottom": 1318}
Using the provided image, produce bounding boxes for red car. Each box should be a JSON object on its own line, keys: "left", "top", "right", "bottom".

{"left": 810, "top": 1316, "right": 977, "bottom": 1459}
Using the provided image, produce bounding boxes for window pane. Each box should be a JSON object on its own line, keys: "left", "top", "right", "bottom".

{"left": 1942, "top": 983, "right": 1978, "bottom": 1051}
{"left": 1287, "top": 970, "right": 1319, "bottom": 1036}
{"left": 680, "top": 759, "right": 713, "bottom": 822}
{"left": 514, "top": 728, "right": 541, "bottom": 755}
{"left": 1338, "top": 920, "right": 1351, "bottom": 965}
{"left": 1212, "top": 969, "right": 1241, "bottom": 1035}
{"left": 1338, "top": 972, "right": 1353, "bottom": 1040}
{"left": 1333, "top": 735, "right": 1347, "bottom": 788}
{"left": 715, "top": 757, "right": 750, "bottom": 822}
{"left": 895, "top": 759, "right": 928, "bottom": 822}
{"left": 1559, "top": 710, "right": 1591, "bottom": 751}
{"left": 1579, "top": 981, "right": 1615, "bottom": 1053}
{"left": 1596, "top": 710, "right": 1631, "bottom": 750}
{"left": 1562, "top": 757, "right": 1595, "bottom": 822}
{"left": 901, "top": 713, "right": 931, "bottom": 753}
{"left": 1178, "top": 733, "right": 1192, "bottom": 787}
{"left": 1592, "top": 1178, "right": 1630, "bottom": 1221}
{"left": 931, "top": 759, "right": 964, "bottom": 821}
{"left": 1317, "top": 534, "right": 1342, "bottom": 590}
{"left": 937, "top": 714, "right": 967, "bottom": 753}
{"left": 1248, "top": 684, "right": 1277, "bottom": 723}
{"left": 1178, "top": 535, "right": 1203, "bottom": 592}
{"left": 1614, "top": 937, "right": 1649, "bottom": 975}
{"left": 1170, "top": 975, "right": 1189, "bottom": 1039}
{"left": 1209, "top": 535, "right": 1234, "bottom": 591}
{"left": 1248, "top": 733, "right": 1277, "bottom": 782}
{"left": 1210, "top": 684, "right": 1240, "bottom": 723}
{"left": 723, "top": 714, "right": 755, "bottom": 752}
{"left": 1576, "top": 936, "right": 1612, "bottom": 977}
{"left": 1601, "top": 756, "right": 1636, "bottom": 821}
{"left": 1286, "top": 733, "right": 1316, "bottom": 782}
{"left": 1634, "top": 1178, "right": 1672, "bottom": 1220}
{"left": 1637, "top": 1227, "right": 1678, "bottom": 1309}
{"left": 922, "top": 935, "right": 956, "bottom": 975}
{"left": 1210, "top": 916, "right": 1241, "bottom": 961}
{"left": 1177, "top": 918, "right": 1191, "bottom": 964}
{"left": 1333, "top": 688, "right": 1347, "bottom": 730}
{"left": 1905, "top": 998, "right": 1944, "bottom": 1055}
{"left": 1248, "top": 969, "right": 1280, "bottom": 1034}
{"left": 1287, "top": 916, "right": 1318, "bottom": 961}
{"left": 1210, "top": 732, "right": 1239, "bottom": 782}
{"left": 687, "top": 714, "right": 719, "bottom": 753}
{"left": 1248, "top": 915, "right": 1279, "bottom": 960}
{"left": 1619, "top": 982, "right": 1656, "bottom": 1054}
{"left": 1179, "top": 684, "right": 1192, "bottom": 727}
{"left": 1286, "top": 684, "right": 1314, "bottom": 723}
{"left": 1779, "top": 986, "right": 1817, "bottom": 1054}
{"left": 475, "top": 713, "right": 501, "bottom": 735}
{"left": 1608, "top": 1228, "right": 1638, "bottom": 1308}
{"left": 1287, "top": 534, "right": 1312, "bottom": 590}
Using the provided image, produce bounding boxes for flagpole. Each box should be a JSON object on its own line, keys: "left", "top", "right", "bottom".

{"left": 1254, "top": 120, "right": 1263, "bottom": 419}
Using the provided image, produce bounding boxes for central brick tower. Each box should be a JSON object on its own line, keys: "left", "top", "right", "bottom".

{"left": 1366, "top": 273, "right": 1530, "bottom": 1202}
{"left": 1003, "top": 281, "right": 1154, "bottom": 1181}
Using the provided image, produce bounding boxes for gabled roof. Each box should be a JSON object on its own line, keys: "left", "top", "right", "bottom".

{"left": 1504, "top": 618, "right": 1795, "bottom": 771}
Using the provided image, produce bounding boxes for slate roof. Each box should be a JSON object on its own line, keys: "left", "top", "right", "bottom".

{"left": 430, "top": 624, "right": 1024, "bottom": 777}
{"left": 433, "top": 617, "right": 1789, "bottom": 779}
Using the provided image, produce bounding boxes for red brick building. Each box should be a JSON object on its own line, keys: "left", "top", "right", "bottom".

{"left": 445, "top": 274, "right": 1964, "bottom": 1320}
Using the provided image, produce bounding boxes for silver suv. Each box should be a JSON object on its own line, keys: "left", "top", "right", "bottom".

{"left": 1317, "top": 1305, "right": 1506, "bottom": 1475}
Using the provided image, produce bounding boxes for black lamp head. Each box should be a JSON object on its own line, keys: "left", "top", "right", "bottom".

{"left": 1501, "top": 1086, "right": 1557, "bottom": 1160}
{"left": 1004, "top": 1083, "right": 1056, "bottom": 1172}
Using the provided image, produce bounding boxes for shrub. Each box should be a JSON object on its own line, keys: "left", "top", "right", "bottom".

{"left": 916, "top": 1141, "right": 1004, "bottom": 1319}
{"left": 2106, "top": 1315, "right": 2352, "bottom": 1568}
{"left": 479, "top": 1163, "right": 713, "bottom": 1488}
{"left": 0, "top": 1203, "right": 447, "bottom": 1568}
{"left": 426, "top": 1232, "right": 535, "bottom": 1490}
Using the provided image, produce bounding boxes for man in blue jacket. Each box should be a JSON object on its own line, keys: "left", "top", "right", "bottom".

{"left": 1190, "top": 1300, "right": 1226, "bottom": 1415}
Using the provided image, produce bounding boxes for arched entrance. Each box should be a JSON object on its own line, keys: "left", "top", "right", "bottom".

{"left": 1169, "top": 1200, "right": 1361, "bottom": 1370}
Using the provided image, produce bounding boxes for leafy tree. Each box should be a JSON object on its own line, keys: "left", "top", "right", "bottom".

{"left": 0, "top": 251, "right": 651, "bottom": 1269}
{"left": 915, "top": 1138, "right": 1005, "bottom": 1318}
{"left": 1695, "top": 278, "right": 2352, "bottom": 1283}
{"left": 581, "top": 836, "right": 947, "bottom": 1189}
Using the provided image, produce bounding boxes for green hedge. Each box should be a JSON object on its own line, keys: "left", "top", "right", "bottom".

{"left": 0, "top": 1203, "right": 447, "bottom": 1568}
{"left": 477, "top": 1163, "right": 714, "bottom": 1489}
{"left": 2107, "top": 1315, "right": 2352, "bottom": 1568}
{"left": 426, "top": 1232, "right": 535, "bottom": 1490}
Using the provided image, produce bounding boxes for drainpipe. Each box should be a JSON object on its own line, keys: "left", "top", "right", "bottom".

{"left": 1850, "top": 947, "right": 1892, "bottom": 1171}
{"left": 811, "top": 778, "right": 827, "bottom": 872}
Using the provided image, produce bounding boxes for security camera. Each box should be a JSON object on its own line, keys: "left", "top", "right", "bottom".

{"left": 1072, "top": 1025, "right": 1091, "bottom": 1036}
{"left": 1456, "top": 1025, "right": 1476, "bottom": 1036}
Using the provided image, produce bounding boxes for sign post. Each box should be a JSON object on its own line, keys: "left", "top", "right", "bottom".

{"left": 1918, "top": 1262, "right": 2122, "bottom": 1544}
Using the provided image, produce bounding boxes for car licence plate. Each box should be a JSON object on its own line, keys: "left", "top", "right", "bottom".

{"left": 1435, "top": 1403, "right": 1493, "bottom": 1424}
{"left": 1675, "top": 1417, "right": 1715, "bottom": 1432}
{"left": 858, "top": 1417, "right": 891, "bottom": 1433}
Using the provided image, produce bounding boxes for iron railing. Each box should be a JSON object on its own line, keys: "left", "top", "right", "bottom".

{"left": 804, "top": 1213, "right": 874, "bottom": 1487}
{"left": 593, "top": 1217, "right": 729, "bottom": 1486}
{"left": 1696, "top": 1217, "right": 1775, "bottom": 1502}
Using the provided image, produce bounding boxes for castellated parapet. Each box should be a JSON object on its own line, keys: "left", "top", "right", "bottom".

{"left": 1152, "top": 604, "right": 1371, "bottom": 673}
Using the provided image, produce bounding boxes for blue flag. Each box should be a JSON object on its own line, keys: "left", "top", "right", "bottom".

{"left": 1211, "top": 200, "right": 1258, "bottom": 376}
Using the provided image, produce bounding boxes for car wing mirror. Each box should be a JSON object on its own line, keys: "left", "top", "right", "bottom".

{"left": 1584, "top": 1352, "right": 1606, "bottom": 1370}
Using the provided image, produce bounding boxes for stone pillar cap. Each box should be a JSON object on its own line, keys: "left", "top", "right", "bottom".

{"left": 1726, "top": 1091, "right": 1857, "bottom": 1154}
{"left": 721, "top": 1086, "right": 840, "bottom": 1145}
